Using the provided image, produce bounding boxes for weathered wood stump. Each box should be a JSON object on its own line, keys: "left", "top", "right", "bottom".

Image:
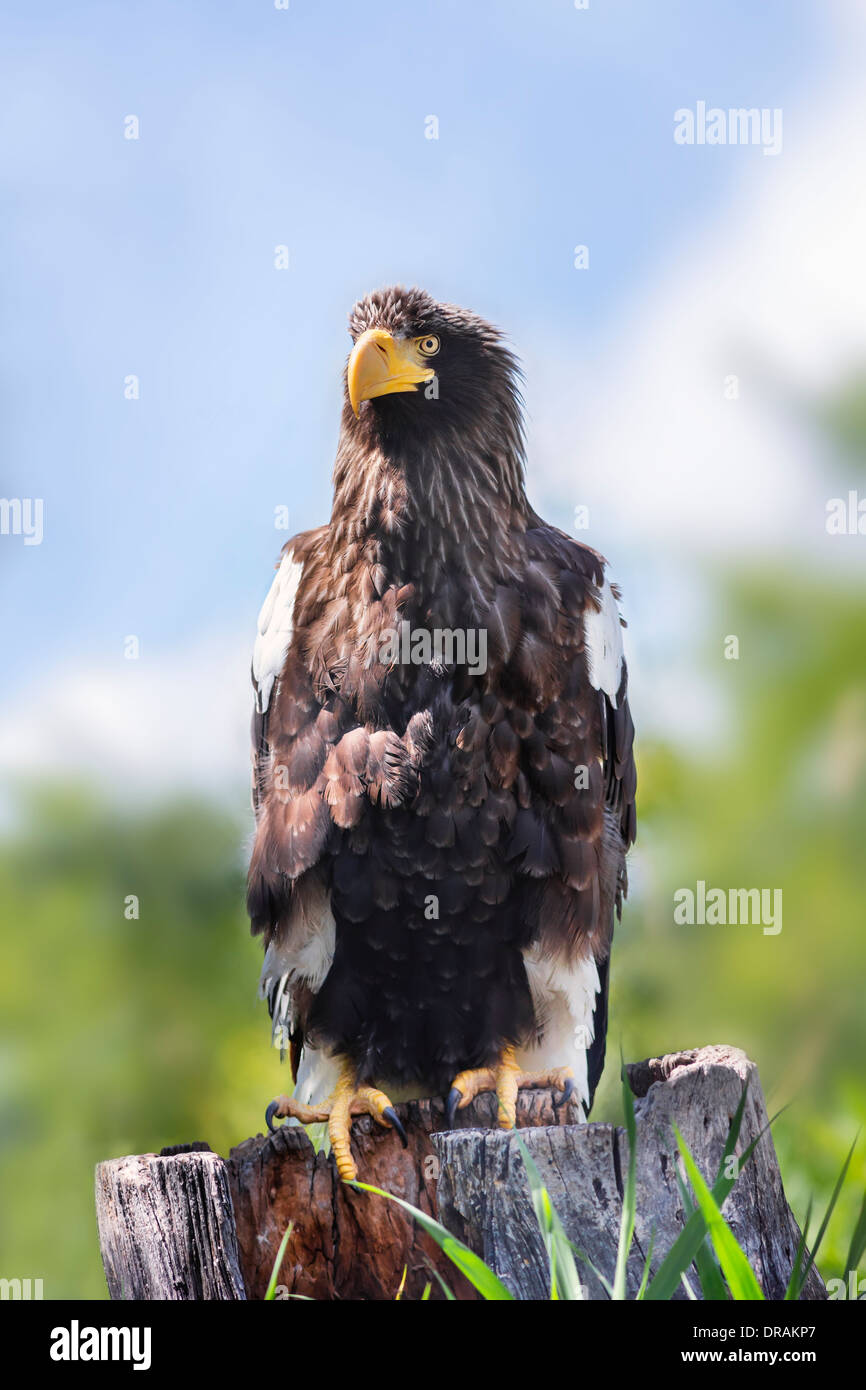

{"left": 435, "top": 1045, "right": 825, "bottom": 1300}
{"left": 95, "top": 1044, "right": 824, "bottom": 1301}
{"left": 228, "top": 1087, "right": 566, "bottom": 1300}
{"left": 95, "top": 1146, "right": 246, "bottom": 1300}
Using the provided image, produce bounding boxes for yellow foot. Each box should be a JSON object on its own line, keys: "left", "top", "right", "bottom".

{"left": 446, "top": 1046, "right": 579, "bottom": 1129}
{"left": 266, "top": 1060, "right": 407, "bottom": 1182}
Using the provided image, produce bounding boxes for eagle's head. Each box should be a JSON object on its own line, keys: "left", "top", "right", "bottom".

{"left": 343, "top": 286, "right": 524, "bottom": 462}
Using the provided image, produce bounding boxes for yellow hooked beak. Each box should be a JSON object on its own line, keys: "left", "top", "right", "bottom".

{"left": 347, "top": 328, "right": 435, "bottom": 417}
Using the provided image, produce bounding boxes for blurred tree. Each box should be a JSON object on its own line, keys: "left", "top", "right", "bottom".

{"left": 0, "top": 789, "right": 282, "bottom": 1299}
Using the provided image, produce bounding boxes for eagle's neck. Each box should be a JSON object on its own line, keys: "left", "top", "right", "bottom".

{"left": 328, "top": 416, "right": 530, "bottom": 618}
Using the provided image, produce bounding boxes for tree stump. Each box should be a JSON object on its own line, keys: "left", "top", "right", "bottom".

{"left": 95, "top": 1147, "right": 246, "bottom": 1300}
{"left": 434, "top": 1045, "right": 826, "bottom": 1300}
{"left": 227, "top": 1088, "right": 565, "bottom": 1300}
{"left": 95, "top": 1044, "right": 824, "bottom": 1300}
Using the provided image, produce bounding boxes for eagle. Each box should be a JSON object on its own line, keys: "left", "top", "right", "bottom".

{"left": 247, "top": 287, "right": 636, "bottom": 1181}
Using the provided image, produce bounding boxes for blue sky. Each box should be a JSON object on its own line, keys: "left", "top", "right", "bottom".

{"left": 2, "top": 0, "right": 860, "bottom": 800}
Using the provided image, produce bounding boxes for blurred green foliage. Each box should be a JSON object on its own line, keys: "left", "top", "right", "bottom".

{"left": 594, "top": 567, "right": 866, "bottom": 1283}
{"left": 0, "top": 788, "right": 283, "bottom": 1299}
{"left": 0, "top": 565, "right": 864, "bottom": 1298}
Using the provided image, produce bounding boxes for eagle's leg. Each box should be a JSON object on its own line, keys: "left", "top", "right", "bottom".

{"left": 446, "top": 1046, "right": 576, "bottom": 1129}
{"left": 265, "top": 1059, "right": 407, "bottom": 1183}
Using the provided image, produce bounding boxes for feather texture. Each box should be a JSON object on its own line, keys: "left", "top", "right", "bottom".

{"left": 247, "top": 287, "right": 637, "bottom": 1105}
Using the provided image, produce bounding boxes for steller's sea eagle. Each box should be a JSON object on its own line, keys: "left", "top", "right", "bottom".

{"left": 247, "top": 287, "right": 636, "bottom": 1181}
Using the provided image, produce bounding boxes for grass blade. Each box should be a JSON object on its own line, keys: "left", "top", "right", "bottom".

{"left": 797, "top": 1134, "right": 859, "bottom": 1293}
{"left": 676, "top": 1170, "right": 727, "bottom": 1301}
{"left": 784, "top": 1197, "right": 812, "bottom": 1301}
{"left": 645, "top": 1087, "right": 776, "bottom": 1301}
{"left": 351, "top": 1181, "right": 514, "bottom": 1300}
{"left": 694, "top": 1233, "right": 729, "bottom": 1302}
{"left": 636, "top": 1225, "right": 657, "bottom": 1301}
{"left": 514, "top": 1132, "right": 584, "bottom": 1299}
{"left": 844, "top": 1188, "right": 866, "bottom": 1278}
{"left": 675, "top": 1125, "right": 765, "bottom": 1300}
{"left": 421, "top": 1254, "right": 457, "bottom": 1302}
{"left": 612, "top": 1059, "right": 638, "bottom": 1300}
{"left": 264, "top": 1222, "right": 294, "bottom": 1301}
{"left": 572, "top": 1243, "right": 614, "bottom": 1298}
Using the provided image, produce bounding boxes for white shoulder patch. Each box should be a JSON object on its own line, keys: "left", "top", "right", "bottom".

{"left": 252, "top": 549, "right": 304, "bottom": 715}
{"left": 584, "top": 575, "right": 624, "bottom": 708}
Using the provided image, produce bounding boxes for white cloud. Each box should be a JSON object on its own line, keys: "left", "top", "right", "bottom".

{"left": 0, "top": 632, "right": 253, "bottom": 809}
{"left": 526, "top": 51, "right": 866, "bottom": 562}
{"left": 521, "top": 45, "right": 866, "bottom": 749}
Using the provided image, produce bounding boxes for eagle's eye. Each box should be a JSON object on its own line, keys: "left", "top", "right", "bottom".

{"left": 416, "top": 334, "right": 440, "bottom": 357}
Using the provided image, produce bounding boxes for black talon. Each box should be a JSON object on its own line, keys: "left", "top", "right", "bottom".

{"left": 383, "top": 1106, "right": 408, "bottom": 1148}
{"left": 265, "top": 1100, "right": 282, "bottom": 1133}
{"left": 446, "top": 1086, "right": 462, "bottom": 1128}
{"left": 553, "top": 1077, "right": 576, "bottom": 1110}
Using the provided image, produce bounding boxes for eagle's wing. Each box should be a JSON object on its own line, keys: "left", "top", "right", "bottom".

{"left": 247, "top": 529, "right": 430, "bottom": 1092}
{"left": 515, "top": 529, "right": 636, "bottom": 1113}
{"left": 250, "top": 547, "right": 304, "bottom": 818}
{"left": 248, "top": 537, "right": 334, "bottom": 1069}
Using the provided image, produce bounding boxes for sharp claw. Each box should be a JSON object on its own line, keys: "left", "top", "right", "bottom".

{"left": 266, "top": 1099, "right": 282, "bottom": 1133}
{"left": 383, "top": 1106, "right": 408, "bottom": 1147}
{"left": 446, "top": 1086, "right": 462, "bottom": 1128}
{"left": 553, "top": 1076, "right": 576, "bottom": 1110}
